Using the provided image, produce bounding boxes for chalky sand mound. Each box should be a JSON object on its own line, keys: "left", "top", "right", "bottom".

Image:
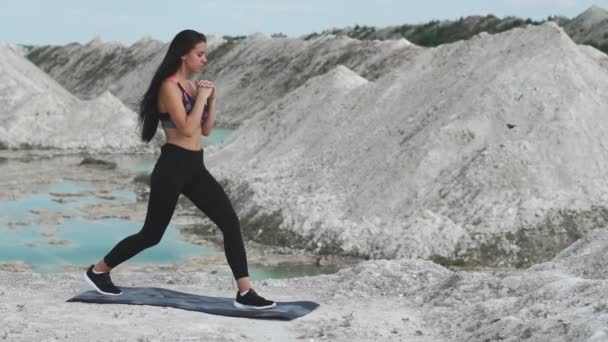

{"left": 25, "top": 36, "right": 225, "bottom": 109}
{"left": 26, "top": 33, "right": 415, "bottom": 126}
{"left": 564, "top": 5, "right": 608, "bottom": 45}
{"left": 209, "top": 22, "right": 608, "bottom": 269}
{"left": 0, "top": 44, "right": 143, "bottom": 151}
{"left": 197, "top": 33, "right": 414, "bottom": 127}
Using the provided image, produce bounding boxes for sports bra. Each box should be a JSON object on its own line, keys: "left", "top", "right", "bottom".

{"left": 158, "top": 76, "right": 209, "bottom": 129}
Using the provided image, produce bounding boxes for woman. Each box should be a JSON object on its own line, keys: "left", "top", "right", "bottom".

{"left": 83, "top": 29, "right": 276, "bottom": 310}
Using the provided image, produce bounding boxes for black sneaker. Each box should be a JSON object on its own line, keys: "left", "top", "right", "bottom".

{"left": 83, "top": 264, "right": 122, "bottom": 296}
{"left": 233, "top": 289, "right": 276, "bottom": 310}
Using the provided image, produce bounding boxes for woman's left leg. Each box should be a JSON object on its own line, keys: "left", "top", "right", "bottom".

{"left": 182, "top": 166, "right": 249, "bottom": 283}
{"left": 183, "top": 157, "right": 276, "bottom": 308}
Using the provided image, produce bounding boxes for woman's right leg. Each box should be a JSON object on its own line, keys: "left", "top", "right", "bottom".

{"left": 101, "top": 151, "right": 185, "bottom": 269}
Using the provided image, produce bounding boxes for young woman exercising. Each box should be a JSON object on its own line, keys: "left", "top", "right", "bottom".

{"left": 84, "top": 29, "right": 275, "bottom": 310}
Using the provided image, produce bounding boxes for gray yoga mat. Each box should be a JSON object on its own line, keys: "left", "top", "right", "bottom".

{"left": 67, "top": 286, "right": 319, "bottom": 320}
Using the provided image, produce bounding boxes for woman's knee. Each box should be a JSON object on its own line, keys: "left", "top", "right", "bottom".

{"left": 134, "top": 231, "right": 164, "bottom": 248}
{"left": 218, "top": 212, "right": 242, "bottom": 235}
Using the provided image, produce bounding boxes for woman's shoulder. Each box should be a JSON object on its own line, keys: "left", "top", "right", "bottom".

{"left": 160, "top": 78, "right": 177, "bottom": 92}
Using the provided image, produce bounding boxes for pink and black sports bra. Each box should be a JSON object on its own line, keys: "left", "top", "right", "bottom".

{"left": 158, "top": 76, "right": 209, "bottom": 129}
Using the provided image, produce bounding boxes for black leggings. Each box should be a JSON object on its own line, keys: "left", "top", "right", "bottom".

{"left": 104, "top": 143, "right": 249, "bottom": 280}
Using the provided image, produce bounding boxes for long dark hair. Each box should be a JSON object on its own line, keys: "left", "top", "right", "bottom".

{"left": 138, "top": 29, "right": 207, "bottom": 142}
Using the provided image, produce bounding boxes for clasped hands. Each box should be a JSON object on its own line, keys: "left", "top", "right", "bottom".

{"left": 195, "top": 80, "right": 216, "bottom": 100}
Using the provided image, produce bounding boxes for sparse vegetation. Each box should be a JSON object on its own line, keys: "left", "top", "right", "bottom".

{"left": 208, "top": 39, "right": 240, "bottom": 62}
{"left": 80, "top": 51, "right": 118, "bottom": 86}
{"left": 300, "top": 14, "right": 597, "bottom": 49}
{"left": 350, "top": 24, "right": 376, "bottom": 39}
{"left": 303, "top": 32, "right": 320, "bottom": 40}
{"left": 79, "top": 157, "right": 117, "bottom": 170}
{"left": 390, "top": 16, "right": 544, "bottom": 46}
{"left": 583, "top": 39, "right": 608, "bottom": 54}
{"left": 221, "top": 35, "right": 247, "bottom": 41}
{"left": 25, "top": 47, "right": 47, "bottom": 64}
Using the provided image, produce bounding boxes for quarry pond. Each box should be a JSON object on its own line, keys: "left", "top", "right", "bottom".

{"left": 0, "top": 129, "right": 358, "bottom": 279}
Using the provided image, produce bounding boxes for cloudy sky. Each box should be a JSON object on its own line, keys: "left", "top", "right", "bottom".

{"left": 1, "top": 0, "right": 607, "bottom": 45}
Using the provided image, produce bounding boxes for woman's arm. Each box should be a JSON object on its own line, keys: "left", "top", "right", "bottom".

{"left": 159, "top": 80, "right": 208, "bottom": 137}
{"left": 191, "top": 79, "right": 216, "bottom": 137}
{"left": 201, "top": 97, "right": 216, "bottom": 136}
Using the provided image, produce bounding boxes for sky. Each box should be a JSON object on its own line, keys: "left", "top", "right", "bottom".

{"left": 1, "top": 0, "right": 607, "bottom": 46}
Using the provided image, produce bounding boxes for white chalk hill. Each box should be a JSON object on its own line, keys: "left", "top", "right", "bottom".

{"left": 565, "top": 5, "right": 608, "bottom": 42}
{"left": 205, "top": 33, "right": 415, "bottom": 127}
{"left": 25, "top": 36, "right": 226, "bottom": 110}
{"left": 210, "top": 22, "right": 608, "bottom": 266}
{"left": 0, "top": 45, "right": 143, "bottom": 150}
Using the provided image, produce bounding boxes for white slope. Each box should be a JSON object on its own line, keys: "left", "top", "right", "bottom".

{"left": 564, "top": 5, "right": 608, "bottom": 43}
{"left": 25, "top": 35, "right": 227, "bottom": 110}
{"left": 208, "top": 22, "right": 608, "bottom": 266}
{"left": 203, "top": 33, "right": 418, "bottom": 127}
{"left": 0, "top": 45, "right": 143, "bottom": 150}
{"left": 571, "top": 5, "right": 608, "bottom": 30}
{"left": 0, "top": 43, "right": 29, "bottom": 56}
{"left": 25, "top": 33, "right": 418, "bottom": 127}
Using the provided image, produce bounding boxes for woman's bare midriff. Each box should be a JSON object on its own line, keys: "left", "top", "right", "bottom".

{"left": 163, "top": 128, "right": 203, "bottom": 151}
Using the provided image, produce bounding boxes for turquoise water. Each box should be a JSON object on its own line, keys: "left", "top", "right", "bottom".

{"left": 0, "top": 127, "right": 342, "bottom": 278}
{"left": 0, "top": 181, "right": 340, "bottom": 279}
{"left": 1, "top": 218, "right": 213, "bottom": 273}
{"left": 0, "top": 182, "right": 135, "bottom": 221}
{"left": 204, "top": 128, "right": 234, "bottom": 145}
{"left": 0, "top": 182, "right": 214, "bottom": 273}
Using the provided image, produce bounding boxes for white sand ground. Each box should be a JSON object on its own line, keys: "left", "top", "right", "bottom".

{"left": 1, "top": 229, "right": 607, "bottom": 341}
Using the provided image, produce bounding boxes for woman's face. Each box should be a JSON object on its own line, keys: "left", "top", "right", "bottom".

{"left": 182, "top": 41, "right": 207, "bottom": 73}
